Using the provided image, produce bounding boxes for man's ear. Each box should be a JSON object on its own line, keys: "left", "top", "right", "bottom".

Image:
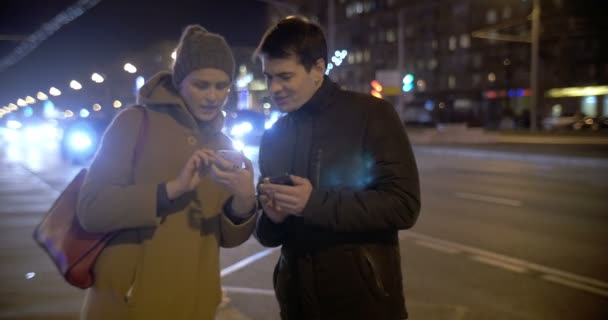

{"left": 311, "top": 58, "right": 326, "bottom": 83}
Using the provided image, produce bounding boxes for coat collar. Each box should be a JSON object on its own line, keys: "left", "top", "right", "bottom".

{"left": 290, "top": 76, "right": 339, "bottom": 117}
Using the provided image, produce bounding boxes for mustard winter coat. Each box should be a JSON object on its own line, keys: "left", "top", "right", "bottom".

{"left": 76, "top": 71, "right": 256, "bottom": 320}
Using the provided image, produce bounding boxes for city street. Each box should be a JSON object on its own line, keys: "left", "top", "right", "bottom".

{"left": 0, "top": 136, "right": 607, "bottom": 320}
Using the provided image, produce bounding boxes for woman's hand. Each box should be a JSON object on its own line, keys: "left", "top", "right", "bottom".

{"left": 166, "top": 149, "right": 216, "bottom": 200}
{"left": 210, "top": 153, "right": 256, "bottom": 217}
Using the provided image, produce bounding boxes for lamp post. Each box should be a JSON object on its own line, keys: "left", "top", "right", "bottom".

{"left": 471, "top": 0, "right": 542, "bottom": 131}
{"left": 530, "top": 0, "right": 540, "bottom": 131}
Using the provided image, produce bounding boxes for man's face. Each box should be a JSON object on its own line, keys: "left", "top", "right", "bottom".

{"left": 179, "top": 68, "right": 231, "bottom": 121}
{"left": 261, "top": 55, "right": 325, "bottom": 113}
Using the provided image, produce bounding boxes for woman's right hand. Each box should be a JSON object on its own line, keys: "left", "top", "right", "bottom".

{"left": 166, "top": 149, "right": 216, "bottom": 200}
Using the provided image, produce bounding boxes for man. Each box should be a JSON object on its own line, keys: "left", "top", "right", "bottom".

{"left": 254, "top": 16, "right": 421, "bottom": 320}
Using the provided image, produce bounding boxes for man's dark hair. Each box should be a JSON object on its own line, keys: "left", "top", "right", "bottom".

{"left": 254, "top": 16, "right": 327, "bottom": 71}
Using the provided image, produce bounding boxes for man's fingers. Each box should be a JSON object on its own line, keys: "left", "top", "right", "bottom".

{"left": 273, "top": 192, "right": 299, "bottom": 206}
{"left": 289, "top": 175, "right": 309, "bottom": 186}
{"left": 259, "top": 183, "right": 295, "bottom": 195}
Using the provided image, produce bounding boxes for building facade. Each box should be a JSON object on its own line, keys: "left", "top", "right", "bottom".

{"left": 274, "top": 0, "right": 608, "bottom": 129}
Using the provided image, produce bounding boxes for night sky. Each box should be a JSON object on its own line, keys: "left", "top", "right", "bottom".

{"left": 0, "top": 0, "right": 269, "bottom": 102}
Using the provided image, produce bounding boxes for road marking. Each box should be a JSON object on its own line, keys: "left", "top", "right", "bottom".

{"left": 454, "top": 192, "right": 522, "bottom": 207}
{"left": 220, "top": 248, "right": 279, "bottom": 277}
{"left": 403, "top": 232, "right": 608, "bottom": 296}
{"left": 415, "top": 240, "right": 461, "bottom": 254}
{"left": 222, "top": 286, "right": 275, "bottom": 296}
{"left": 542, "top": 275, "right": 608, "bottom": 298}
{"left": 472, "top": 255, "right": 527, "bottom": 273}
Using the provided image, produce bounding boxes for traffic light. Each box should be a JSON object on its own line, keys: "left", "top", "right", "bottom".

{"left": 402, "top": 73, "right": 414, "bottom": 92}
{"left": 370, "top": 80, "right": 383, "bottom": 98}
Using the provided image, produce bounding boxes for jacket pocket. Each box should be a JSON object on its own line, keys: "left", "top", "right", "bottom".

{"left": 313, "top": 248, "right": 370, "bottom": 301}
{"left": 356, "top": 247, "right": 391, "bottom": 300}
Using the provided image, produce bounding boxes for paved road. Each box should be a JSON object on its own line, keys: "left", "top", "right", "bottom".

{"left": 1, "top": 139, "right": 607, "bottom": 319}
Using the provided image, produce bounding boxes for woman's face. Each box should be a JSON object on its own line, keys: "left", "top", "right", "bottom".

{"left": 179, "top": 68, "right": 231, "bottom": 121}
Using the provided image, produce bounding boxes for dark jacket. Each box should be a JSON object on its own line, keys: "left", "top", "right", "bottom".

{"left": 255, "top": 77, "right": 421, "bottom": 320}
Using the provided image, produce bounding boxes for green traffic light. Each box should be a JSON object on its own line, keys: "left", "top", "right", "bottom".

{"left": 403, "top": 74, "right": 414, "bottom": 84}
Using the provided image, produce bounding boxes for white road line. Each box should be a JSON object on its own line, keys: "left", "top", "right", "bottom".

{"left": 220, "top": 248, "right": 279, "bottom": 278}
{"left": 403, "top": 232, "right": 608, "bottom": 293}
{"left": 454, "top": 192, "right": 522, "bottom": 207}
{"left": 542, "top": 275, "right": 608, "bottom": 298}
{"left": 472, "top": 255, "right": 527, "bottom": 273}
{"left": 222, "top": 286, "right": 275, "bottom": 296}
{"left": 415, "top": 240, "right": 461, "bottom": 254}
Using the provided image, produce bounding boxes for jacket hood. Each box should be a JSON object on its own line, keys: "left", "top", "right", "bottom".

{"left": 137, "top": 71, "right": 224, "bottom": 136}
{"left": 137, "top": 71, "right": 183, "bottom": 106}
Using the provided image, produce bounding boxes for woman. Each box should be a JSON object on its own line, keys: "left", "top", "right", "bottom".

{"left": 76, "top": 25, "right": 257, "bottom": 320}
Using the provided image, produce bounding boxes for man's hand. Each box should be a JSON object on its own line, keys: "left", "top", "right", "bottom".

{"left": 259, "top": 193, "right": 289, "bottom": 224}
{"left": 258, "top": 175, "right": 313, "bottom": 216}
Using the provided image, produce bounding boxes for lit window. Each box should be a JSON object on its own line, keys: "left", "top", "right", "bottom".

{"left": 386, "top": 29, "right": 396, "bottom": 43}
{"left": 431, "top": 40, "right": 438, "bottom": 49}
{"left": 460, "top": 34, "right": 470, "bottom": 48}
{"left": 503, "top": 6, "right": 512, "bottom": 19}
{"left": 488, "top": 72, "right": 496, "bottom": 82}
{"left": 487, "top": 9, "right": 497, "bottom": 24}
{"left": 449, "top": 75, "right": 456, "bottom": 89}
{"left": 582, "top": 96, "right": 598, "bottom": 117}
{"left": 363, "top": 50, "right": 371, "bottom": 62}
{"left": 355, "top": 51, "right": 363, "bottom": 63}
{"left": 427, "top": 59, "right": 438, "bottom": 70}
{"left": 356, "top": 2, "right": 363, "bottom": 14}
{"left": 449, "top": 36, "right": 457, "bottom": 51}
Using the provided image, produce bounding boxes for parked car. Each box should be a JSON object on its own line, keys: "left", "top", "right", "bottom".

{"left": 591, "top": 116, "right": 608, "bottom": 131}
{"left": 542, "top": 112, "right": 584, "bottom": 130}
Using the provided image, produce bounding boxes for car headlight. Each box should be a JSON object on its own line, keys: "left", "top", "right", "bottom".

{"left": 230, "top": 121, "right": 254, "bottom": 137}
{"left": 67, "top": 130, "right": 94, "bottom": 152}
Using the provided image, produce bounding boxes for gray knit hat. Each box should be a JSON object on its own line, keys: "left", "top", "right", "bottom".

{"left": 172, "top": 25, "right": 235, "bottom": 87}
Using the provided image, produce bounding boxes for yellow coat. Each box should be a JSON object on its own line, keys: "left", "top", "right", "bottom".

{"left": 77, "top": 72, "right": 255, "bottom": 320}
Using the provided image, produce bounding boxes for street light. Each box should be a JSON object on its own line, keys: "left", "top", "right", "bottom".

{"left": 530, "top": 0, "right": 540, "bottom": 131}
{"left": 37, "top": 92, "right": 48, "bottom": 100}
{"left": 70, "top": 80, "right": 82, "bottom": 90}
{"left": 49, "top": 87, "right": 61, "bottom": 96}
{"left": 124, "top": 63, "right": 137, "bottom": 74}
{"left": 91, "top": 72, "right": 104, "bottom": 83}
{"left": 471, "top": 0, "right": 541, "bottom": 130}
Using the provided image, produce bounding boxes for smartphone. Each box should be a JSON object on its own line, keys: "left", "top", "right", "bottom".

{"left": 216, "top": 150, "right": 244, "bottom": 168}
{"left": 268, "top": 174, "right": 294, "bottom": 186}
